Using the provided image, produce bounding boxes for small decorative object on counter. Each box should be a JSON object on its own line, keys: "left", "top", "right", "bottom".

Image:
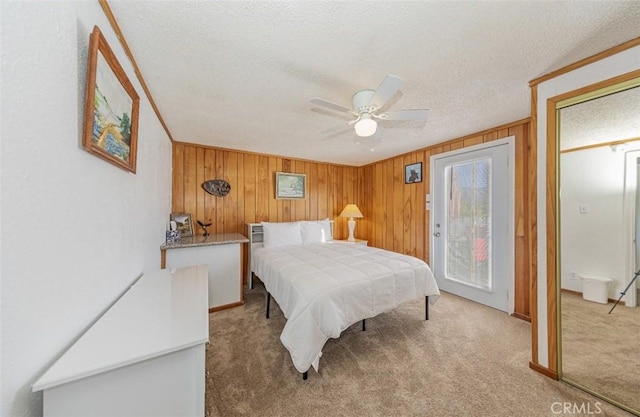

{"left": 197, "top": 220, "right": 212, "bottom": 237}
{"left": 170, "top": 213, "right": 193, "bottom": 237}
{"left": 166, "top": 220, "right": 180, "bottom": 244}
{"left": 202, "top": 179, "right": 231, "bottom": 197}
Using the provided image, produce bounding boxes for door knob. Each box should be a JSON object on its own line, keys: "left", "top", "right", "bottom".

{"left": 434, "top": 232, "right": 440, "bottom": 237}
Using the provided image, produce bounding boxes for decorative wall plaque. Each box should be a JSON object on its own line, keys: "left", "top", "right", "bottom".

{"left": 202, "top": 179, "right": 231, "bottom": 197}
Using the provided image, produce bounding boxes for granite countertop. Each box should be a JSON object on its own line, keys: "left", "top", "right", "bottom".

{"left": 160, "top": 232, "right": 249, "bottom": 250}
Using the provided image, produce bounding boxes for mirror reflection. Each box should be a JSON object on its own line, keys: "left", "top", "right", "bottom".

{"left": 559, "top": 85, "right": 640, "bottom": 415}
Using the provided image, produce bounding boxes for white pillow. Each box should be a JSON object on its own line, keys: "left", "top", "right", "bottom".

{"left": 261, "top": 222, "right": 303, "bottom": 248}
{"left": 300, "top": 219, "right": 333, "bottom": 244}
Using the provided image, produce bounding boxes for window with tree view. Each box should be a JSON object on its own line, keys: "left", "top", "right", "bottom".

{"left": 445, "top": 158, "right": 492, "bottom": 291}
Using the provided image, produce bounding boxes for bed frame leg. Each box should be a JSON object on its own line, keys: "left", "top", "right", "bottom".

{"left": 303, "top": 371, "right": 308, "bottom": 380}
{"left": 266, "top": 292, "right": 271, "bottom": 319}
{"left": 425, "top": 296, "right": 429, "bottom": 321}
{"left": 250, "top": 272, "right": 255, "bottom": 289}
{"left": 362, "top": 319, "right": 366, "bottom": 331}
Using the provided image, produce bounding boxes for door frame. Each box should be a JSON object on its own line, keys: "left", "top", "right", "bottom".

{"left": 429, "top": 137, "right": 516, "bottom": 314}
{"left": 623, "top": 149, "right": 640, "bottom": 308}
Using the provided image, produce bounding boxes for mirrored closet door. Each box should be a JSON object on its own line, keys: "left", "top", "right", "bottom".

{"left": 558, "top": 82, "right": 640, "bottom": 415}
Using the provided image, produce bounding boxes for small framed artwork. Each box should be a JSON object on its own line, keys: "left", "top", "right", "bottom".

{"left": 275, "top": 172, "right": 306, "bottom": 199}
{"left": 170, "top": 213, "right": 194, "bottom": 238}
{"left": 82, "top": 26, "right": 139, "bottom": 173}
{"left": 405, "top": 162, "right": 423, "bottom": 184}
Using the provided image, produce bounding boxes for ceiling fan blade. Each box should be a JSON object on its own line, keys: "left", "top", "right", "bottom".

{"left": 321, "top": 126, "right": 353, "bottom": 141}
{"left": 378, "top": 109, "right": 428, "bottom": 121}
{"left": 368, "top": 75, "right": 403, "bottom": 110}
{"left": 310, "top": 97, "right": 353, "bottom": 114}
{"left": 321, "top": 123, "right": 353, "bottom": 136}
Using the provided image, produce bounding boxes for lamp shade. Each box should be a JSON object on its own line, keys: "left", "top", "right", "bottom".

{"left": 339, "top": 204, "right": 363, "bottom": 219}
{"left": 354, "top": 114, "right": 377, "bottom": 137}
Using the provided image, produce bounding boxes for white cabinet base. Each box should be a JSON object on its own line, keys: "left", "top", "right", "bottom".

{"left": 43, "top": 344, "right": 205, "bottom": 417}
{"left": 33, "top": 266, "right": 209, "bottom": 417}
{"left": 162, "top": 233, "right": 249, "bottom": 311}
{"left": 165, "top": 243, "right": 242, "bottom": 310}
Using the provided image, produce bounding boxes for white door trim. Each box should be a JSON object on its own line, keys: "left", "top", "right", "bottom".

{"left": 622, "top": 150, "right": 640, "bottom": 308}
{"left": 429, "top": 136, "right": 516, "bottom": 314}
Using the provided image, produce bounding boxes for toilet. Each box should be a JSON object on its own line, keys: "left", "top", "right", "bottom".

{"left": 578, "top": 273, "right": 613, "bottom": 304}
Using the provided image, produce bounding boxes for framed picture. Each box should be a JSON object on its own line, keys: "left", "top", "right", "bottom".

{"left": 170, "top": 213, "right": 194, "bottom": 238}
{"left": 405, "top": 162, "right": 422, "bottom": 184}
{"left": 82, "top": 26, "right": 139, "bottom": 173}
{"left": 275, "top": 172, "right": 306, "bottom": 199}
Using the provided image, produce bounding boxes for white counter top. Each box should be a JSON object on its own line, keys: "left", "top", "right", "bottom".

{"left": 32, "top": 265, "right": 209, "bottom": 392}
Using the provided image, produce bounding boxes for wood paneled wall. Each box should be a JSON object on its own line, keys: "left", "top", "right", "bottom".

{"left": 172, "top": 118, "right": 531, "bottom": 320}
{"left": 358, "top": 119, "right": 532, "bottom": 320}
{"left": 171, "top": 143, "right": 360, "bottom": 270}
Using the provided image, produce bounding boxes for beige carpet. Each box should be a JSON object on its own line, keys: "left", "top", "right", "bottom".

{"left": 205, "top": 287, "right": 636, "bottom": 417}
{"left": 561, "top": 292, "right": 640, "bottom": 413}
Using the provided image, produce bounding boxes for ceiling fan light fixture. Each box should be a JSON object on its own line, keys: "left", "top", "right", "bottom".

{"left": 310, "top": 75, "right": 428, "bottom": 140}
{"left": 355, "top": 114, "right": 377, "bottom": 137}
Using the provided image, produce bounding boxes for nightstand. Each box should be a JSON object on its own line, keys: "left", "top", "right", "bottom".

{"left": 336, "top": 239, "right": 368, "bottom": 246}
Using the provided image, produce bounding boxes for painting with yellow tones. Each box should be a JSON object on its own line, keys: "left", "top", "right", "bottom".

{"left": 83, "top": 26, "right": 139, "bottom": 173}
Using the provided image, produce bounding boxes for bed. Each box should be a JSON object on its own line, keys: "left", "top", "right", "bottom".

{"left": 247, "top": 220, "right": 440, "bottom": 379}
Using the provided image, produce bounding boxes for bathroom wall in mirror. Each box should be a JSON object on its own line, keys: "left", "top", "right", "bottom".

{"left": 558, "top": 82, "right": 640, "bottom": 415}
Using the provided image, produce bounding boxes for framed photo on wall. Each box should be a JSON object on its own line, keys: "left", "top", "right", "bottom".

{"left": 82, "top": 26, "right": 139, "bottom": 173}
{"left": 170, "top": 213, "right": 194, "bottom": 238}
{"left": 275, "top": 172, "right": 306, "bottom": 199}
{"left": 405, "top": 162, "right": 422, "bottom": 184}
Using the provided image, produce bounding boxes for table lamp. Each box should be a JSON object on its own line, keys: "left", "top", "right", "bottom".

{"left": 339, "top": 204, "right": 364, "bottom": 242}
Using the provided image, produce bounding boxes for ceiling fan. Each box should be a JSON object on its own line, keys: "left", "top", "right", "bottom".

{"left": 310, "top": 75, "right": 428, "bottom": 138}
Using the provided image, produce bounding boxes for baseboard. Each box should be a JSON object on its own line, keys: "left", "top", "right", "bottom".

{"left": 511, "top": 312, "right": 531, "bottom": 322}
{"left": 560, "top": 288, "right": 625, "bottom": 306}
{"left": 529, "top": 361, "right": 558, "bottom": 380}
{"left": 210, "top": 301, "right": 245, "bottom": 313}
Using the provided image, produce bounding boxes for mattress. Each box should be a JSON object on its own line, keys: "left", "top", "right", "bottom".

{"left": 251, "top": 241, "right": 440, "bottom": 373}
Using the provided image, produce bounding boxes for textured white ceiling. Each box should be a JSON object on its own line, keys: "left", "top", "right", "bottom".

{"left": 560, "top": 86, "right": 640, "bottom": 150}
{"left": 108, "top": 0, "right": 640, "bottom": 166}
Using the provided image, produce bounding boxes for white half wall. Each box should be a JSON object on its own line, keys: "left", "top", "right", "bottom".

{"left": 1, "top": 2, "right": 172, "bottom": 416}
{"left": 535, "top": 45, "right": 640, "bottom": 369}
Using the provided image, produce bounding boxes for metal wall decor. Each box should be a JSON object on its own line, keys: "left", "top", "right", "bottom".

{"left": 202, "top": 179, "right": 231, "bottom": 197}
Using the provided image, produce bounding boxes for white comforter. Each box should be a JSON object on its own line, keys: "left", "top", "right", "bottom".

{"left": 251, "top": 241, "right": 440, "bottom": 373}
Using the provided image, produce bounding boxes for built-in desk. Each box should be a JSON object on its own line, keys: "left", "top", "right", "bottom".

{"left": 32, "top": 265, "right": 209, "bottom": 417}
{"left": 161, "top": 233, "right": 249, "bottom": 311}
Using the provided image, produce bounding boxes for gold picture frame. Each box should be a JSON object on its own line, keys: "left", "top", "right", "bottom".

{"left": 82, "top": 26, "right": 139, "bottom": 173}
{"left": 275, "top": 172, "right": 306, "bottom": 199}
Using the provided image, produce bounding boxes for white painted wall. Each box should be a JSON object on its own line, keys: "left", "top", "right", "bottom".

{"left": 1, "top": 2, "right": 172, "bottom": 416}
{"left": 560, "top": 145, "right": 640, "bottom": 297}
{"left": 535, "top": 45, "right": 640, "bottom": 369}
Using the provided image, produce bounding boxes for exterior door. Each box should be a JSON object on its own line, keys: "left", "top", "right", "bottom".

{"left": 431, "top": 140, "right": 513, "bottom": 312}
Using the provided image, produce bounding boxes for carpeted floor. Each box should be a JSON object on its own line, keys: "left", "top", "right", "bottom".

{"left": 561, "top": 292, "right": 640, "bottom": 413}
{"left": 205, "top": 287, "right": 637, "bottom": 417}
